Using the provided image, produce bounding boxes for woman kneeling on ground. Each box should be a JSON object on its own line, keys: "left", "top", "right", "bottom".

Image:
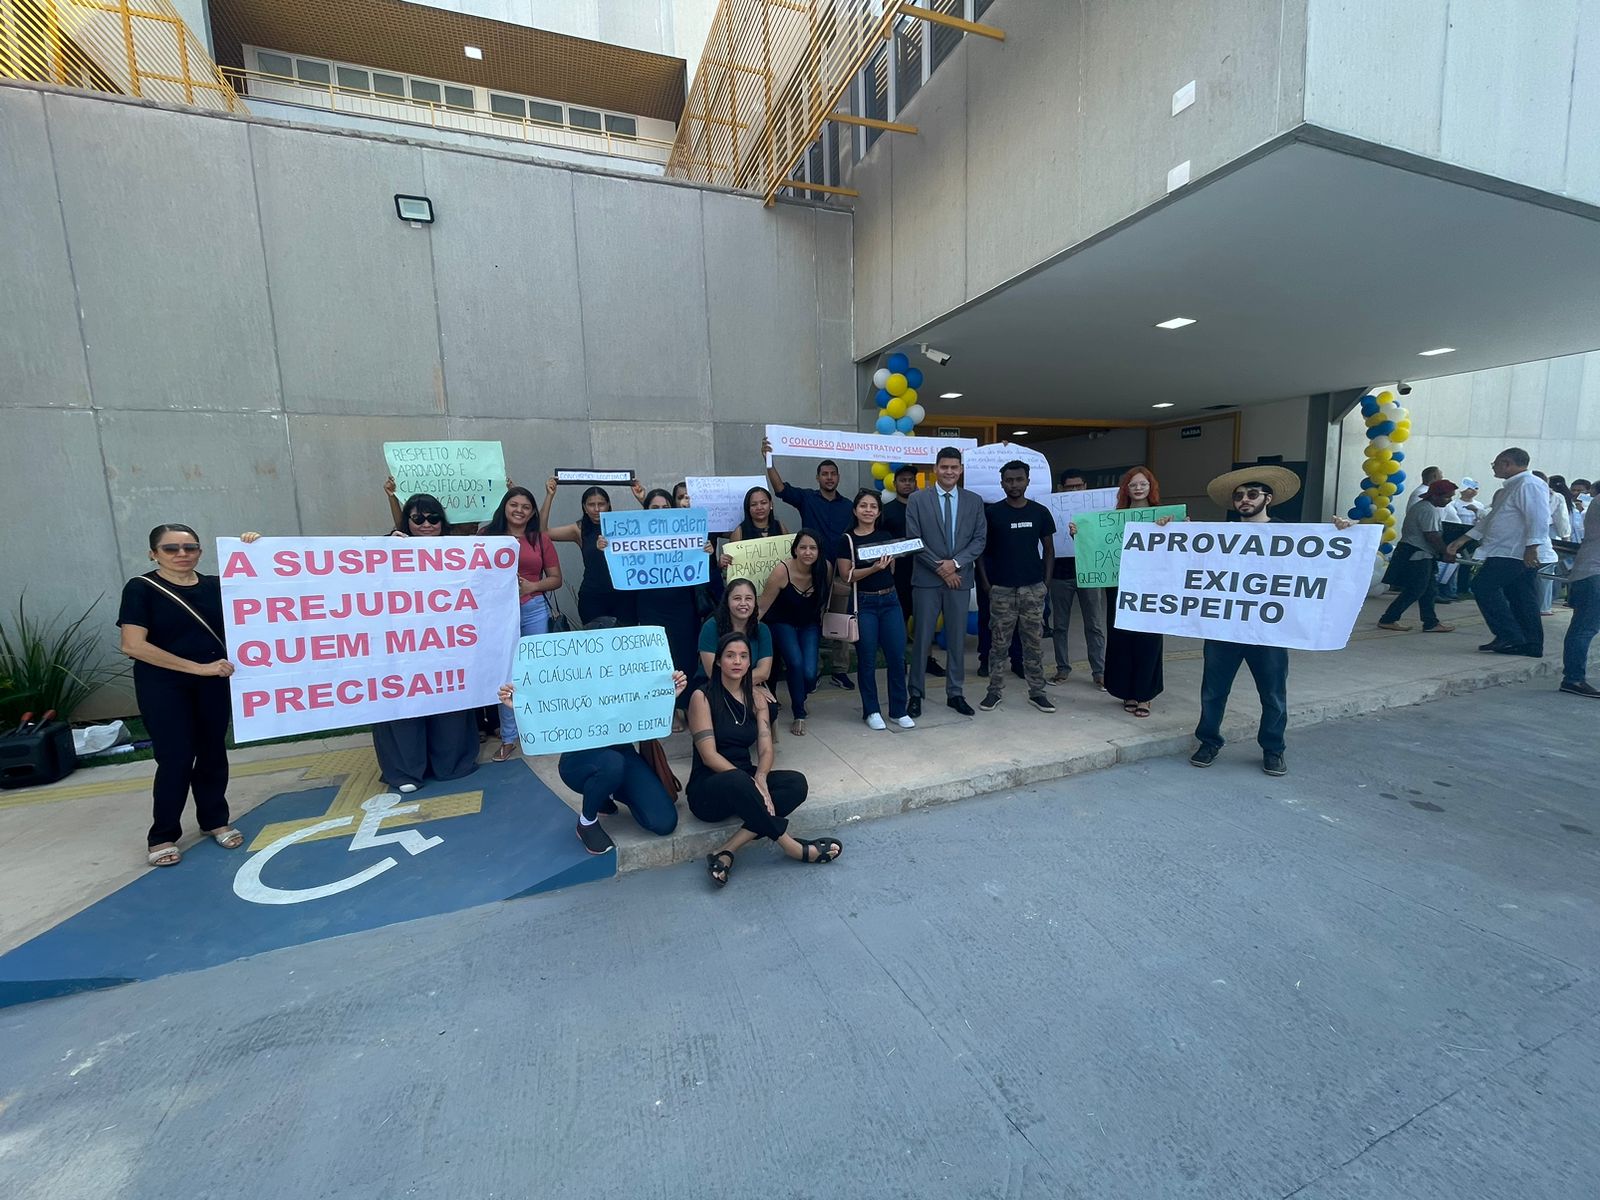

{"left": 687, "top": 632, "right": 840, "bottom": 888}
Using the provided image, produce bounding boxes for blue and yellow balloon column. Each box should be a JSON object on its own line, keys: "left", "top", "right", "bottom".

{"left": 868, "top": 350, "right": 927, "bottom": 490}
{"left": 1344, "top": 388, "right": 1413, "bottom": 554}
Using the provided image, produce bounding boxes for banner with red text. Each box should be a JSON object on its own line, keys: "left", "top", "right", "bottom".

{"left": 765, "top": 423, "right": 977, "bottom": 466}
{"left": 218, "top": 536, "right": 520, "bottom": 742}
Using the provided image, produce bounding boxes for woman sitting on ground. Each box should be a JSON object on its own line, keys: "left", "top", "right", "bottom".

{"left": 757, "top": 529, "right": 828, "bottom": 736}
{"left": 688, "top": 633, "right": 841, "bottom": 888}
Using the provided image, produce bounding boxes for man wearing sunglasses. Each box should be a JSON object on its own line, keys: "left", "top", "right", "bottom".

{"left": 1189, "top": 466, "right": 1354, "bottom": 776}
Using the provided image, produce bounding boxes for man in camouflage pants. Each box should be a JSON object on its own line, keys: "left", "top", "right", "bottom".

{"left": 975, "top": 461, "right": 1058, "bottom": 714}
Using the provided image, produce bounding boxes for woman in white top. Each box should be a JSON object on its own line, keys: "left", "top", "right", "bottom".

{"left": 1537, "top": 473, "right": 1573, "bottom": 614}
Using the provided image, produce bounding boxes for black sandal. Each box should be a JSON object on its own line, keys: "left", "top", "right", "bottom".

{"left": 796, "top": 837, "right": 842, "bottom": 864}
{"left": 706, "top": 850, "right": 734, "bottom": 888}
{"left": 1122, "top": 699, "right": 1139, "bottom": 713}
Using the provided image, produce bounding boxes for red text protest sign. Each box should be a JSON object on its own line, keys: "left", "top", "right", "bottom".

{"left": 218, "top": 536, "right": 519, "bottom": 742}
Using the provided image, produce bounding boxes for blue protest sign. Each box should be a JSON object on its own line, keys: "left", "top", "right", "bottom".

{"left": 509, "top": 627, "right": 676, "bottom": 754}
{"left": 600, "top": 507, "right": 710, "bottom": 590}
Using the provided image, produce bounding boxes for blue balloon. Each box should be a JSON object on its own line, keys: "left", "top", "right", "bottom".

{"left": 874, "top": 477, "right": 886, "bottom": 490}
{"left": 876, "top": 414, "right": 896, "bottom": 434}
{"left": 1359, "top": 395, "right": 1379, "bottom": 417}
{"left": 1387, "top": 471, "right": 1406, "bottom": 488}
{"left": 1361, "top": 477, "right": 1378, "bottom": 490}
{"left": 1379, "top": 542, "right": 1393, "bottom": 555}
{"left": 1372, "top": 420, "right": 1396, "bottom": 436}
{"left": 886, "top": 352, "right": 910, "bottom": 374}
{"left": 875, "top": 389, "right": 892, "bottom": 408}
{"left": 1390, "top": 450, "right": 1405, "bottom": 463}
{"left": 905, "top": 367, "right": 924, "bottom": 389}
{"left": 1347, "top": 507, "right": 1362, "bottom": 519}
{"left": 890, "top": 462, "right": 905, "bottom": 473}
{"left": 1354, "top": 495, "right": 1374, "bottom": 513}
{"left": 895, "top": 415, "right": 916, "bottom": 433}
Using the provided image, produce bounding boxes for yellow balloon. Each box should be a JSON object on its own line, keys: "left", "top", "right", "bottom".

{"left": 886, "top": 397, "right": 907, "bottom": 419}
{"left": 1377, "top": 390, "right": 1395, "bottom": 404}
{"left": 900, "top": 387, "right": 918, "bottom": 408}
{"left": 1365, "top": 413, "right": 1386, "bottom": 428}
{"left": 1391, "top": 428, "right": 1410, "bottom": 443}
{"left": 871, "top": 461, "right": 889, "bottom": 480}
{"left": 886, "top": 373, "right": 908, "bottom": 396}
{"left": 1379, "top": 482, "right": 1397, "bottom": 496}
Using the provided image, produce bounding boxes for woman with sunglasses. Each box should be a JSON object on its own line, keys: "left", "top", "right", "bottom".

{"left": 383, "top": 474, "right": 487, "bottom": 535}
{"left": 689, "top": 632, "right": 840, "bottom": 889}
{"left": 481, "top": 487, "right": 563, "bottom": 760}
{"left": 117, "top": 524, "right": 259, "bottom": 868}
{"left": 372, "top": 493, "right": 483, "bottom": 792}
{"left": 541, "top": 477, "right": 636, "bottom": 628}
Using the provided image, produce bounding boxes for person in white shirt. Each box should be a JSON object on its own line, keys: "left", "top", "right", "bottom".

{"left": 1445, "top": 448, "right": 1554, "bottom": 658}
{"left": 1538, "top": 473, "right": 1574, "bottom": 614}
{"left": 1435, "top": 477, "right": 1482, "bottom": 602}
{"left": 1405, "top": 466, "right": 1443, "bottom": 510}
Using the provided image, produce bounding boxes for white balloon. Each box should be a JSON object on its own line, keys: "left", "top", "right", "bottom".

{"left": 906, "top": 404, "right": 926, "bottom": 424}
{"left": 873, "top": 368, "right": 891, "bottom": 389}
{"left": 1370, "top": 436, "right": 1393, "bottom": 451}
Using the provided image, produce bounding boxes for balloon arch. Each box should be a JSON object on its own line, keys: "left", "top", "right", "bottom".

{"left": 867, "top": 350, "right": 928, "bottom": 489}
{"left": 1345, "top": 387, "right": 1414, "bottom": 555}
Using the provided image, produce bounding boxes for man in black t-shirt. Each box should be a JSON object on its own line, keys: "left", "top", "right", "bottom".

{"left": 976, "top": 461, "right": 1057, "bottom": 713}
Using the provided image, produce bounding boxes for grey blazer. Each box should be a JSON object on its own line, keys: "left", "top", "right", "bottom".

{"left": 906, "top": 486, "right": 987, "bottom": 588}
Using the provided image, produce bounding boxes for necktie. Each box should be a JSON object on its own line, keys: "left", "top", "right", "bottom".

{"left": 943, "top": 490, "right": 955, "bottom": 551}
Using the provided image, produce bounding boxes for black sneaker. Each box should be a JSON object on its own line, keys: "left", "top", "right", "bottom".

{"left": 1189, "top": 744, "right": 1218, "bottom": 768}
{"left": 576, "top": 820, "right": 614, "bottom": 855}
{"left": 1263, "top": 752, "right": 1287, "bottom": 777}
{"left": 830, "top": 673, "right": 855, "bottom": 690}
{"left": 926, "top": 657, "right": 946, "bottom": 678}
{"left": 978, "top": 690, "right": 1003, "bottom": 711}
{"left": 977, "top": 658, "right": 990, "bottom": 678}
{"left": 1027, "top": 693, "right": 1057, "bottom": 714}
{"left": 1560, "top": 680, "right": 1600, "bottom": 698}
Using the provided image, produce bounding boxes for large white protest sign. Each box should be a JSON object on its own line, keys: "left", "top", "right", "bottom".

{"left": 1113, "top": 522, "right": 1383, "bottom": 650}
{"left": 219, "top": 536, "right": 519, "bottom": 742}
{"left": 509, "top": 627, "right": 675, "bottom": 754}
{"left": 1042, "top": 487, "right": 1119, "bottom": 556}
{"left": 685, "top": 475, "right": 767, "bottom": 532}
{"left": 600, "top": 507, "right": 710, "bottom": 590}
{"left": 960, "top": 443, "right": 1051, "bottom": 504}
{"left": 383, "top": 441, "right": 507, "bottom": 524}
{"left": 766, "top": 423, "right": 977, "bottom": 466}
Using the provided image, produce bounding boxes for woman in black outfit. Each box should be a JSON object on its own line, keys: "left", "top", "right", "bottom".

{"left": 688, "top": 632, "right": 841, "bottom": 888}
{"left": 541, "top": 477, "right": 637, "bottom": 628}
{"left": 719, "top": 486, "right": 787, "bottom": 567}
{"left": 117, "top": 524, "right": 254, "bottom": 867}
{"left": 630, "top": 486, "right": 705, "bottom": 732}
{"left": 1095, "top": 466, "right": 1174, "bottom": 718}
{"left": 372, "top": 493, "right": 482, "bottom": 792}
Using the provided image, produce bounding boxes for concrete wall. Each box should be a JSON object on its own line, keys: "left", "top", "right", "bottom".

{"left": 844, "top": 0, "right": 1308, "bottom": 357}
{"left": 1303, "top": 0, "right": 1600, "bottom": 205}
{"left": 0, "top": 83, "right": 853, "bottom": 711}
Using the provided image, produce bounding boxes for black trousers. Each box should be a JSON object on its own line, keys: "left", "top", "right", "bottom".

{"left": 371, "top": 709, "right": 480, "bottom": 789}
{"left": 686, "top": 768, "right": 808, "bottom": 840}
{"left": 1473, "top": 557, "right": 1543, "bottom": 653}
{"left": 136, "top": 666, "right": 232, "bottom": 847}
{"left": 1379, "top": 556, "right": 1440, "bottom": 628}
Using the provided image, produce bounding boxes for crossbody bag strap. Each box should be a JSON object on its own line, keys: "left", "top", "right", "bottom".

{"left": 139, "top": 576, "right": 228, "bottom": 651}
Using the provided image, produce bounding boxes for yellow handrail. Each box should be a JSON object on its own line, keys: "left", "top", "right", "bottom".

{"left": 0, "top": 0, "right": 243, "bottom": 112}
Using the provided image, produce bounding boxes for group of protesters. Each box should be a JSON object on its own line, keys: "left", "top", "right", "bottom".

{"left": 116, "top": 437, "right": 1596, "bottom": 886}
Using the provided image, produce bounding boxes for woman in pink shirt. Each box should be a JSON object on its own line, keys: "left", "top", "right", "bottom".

{"left": 480, "top": 486, "right": 563, "bottom": 760}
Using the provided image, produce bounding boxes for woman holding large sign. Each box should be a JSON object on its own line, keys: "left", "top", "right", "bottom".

{"left": 1100, "top": 467, "right": 1173, "bottom": 718}
{"left": 631, "top": 487, "right": 703, "bottom": 733}
{"left": 482, "top": 487, "right": 563, "bottom": 760}
{"left": 541, "top": 478, "right": 636, "bottom": 629}
{"left": 118, "top": 524, "right": 256, "bottom": 867}
{"left": 689, "top": 633, "right": 840, "bottom": 888}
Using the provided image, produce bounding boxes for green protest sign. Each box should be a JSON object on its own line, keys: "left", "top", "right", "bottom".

{"left": 1074, "top": 505, "right": 1187, "bottom": 588}
{"left": 383, "top": 441, "right": 507, "bottom": 524}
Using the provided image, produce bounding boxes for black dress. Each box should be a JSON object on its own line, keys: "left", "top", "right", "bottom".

{"left": 685, "top": 685, "right": 808, "bottom": 840}
{"left": 1102, "top": 594, "right": 1164, "bottom": 703}
{"left": 577, "top": 519, "right": 637, "bottom": 628}
{"left": 636, "top": 585, "right": 700, "bottom": 712}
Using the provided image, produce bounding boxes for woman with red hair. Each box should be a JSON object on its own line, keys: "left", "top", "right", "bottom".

{"left": 1102, "top": 466, "right": 1173, "bottom": 717}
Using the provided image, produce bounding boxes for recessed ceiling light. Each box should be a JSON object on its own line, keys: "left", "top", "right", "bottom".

{"left": 940, "top": 392, "right": 963, "bottom": 399}
{"left": 1011, "top": 430, "right": 1029, "bottom": 436}
{"left": 1151, "top": 402, "right": 1175, "bottom": 409}
{"left": 1155, "top": 317, "right": 1196, "bottom": 330}
{"left": 1418, "top": 346, "right": 1456, "bottom": 356}
{"left": 464, "top": 45, "right": 483, "bottom": 60}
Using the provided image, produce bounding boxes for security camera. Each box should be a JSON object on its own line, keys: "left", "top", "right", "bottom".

{"left": 919, "top": 343, "right": 952, "bottom": 366}
{"left": 1397, "top": 381, "right": 1412, "bottom": 396}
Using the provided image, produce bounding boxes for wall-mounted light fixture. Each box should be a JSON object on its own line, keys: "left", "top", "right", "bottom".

{"left": 464, "top": 45, "right": 483, "bottom": 60}
{"left": 394, "top": 194, "right": 434, "bottom": 227}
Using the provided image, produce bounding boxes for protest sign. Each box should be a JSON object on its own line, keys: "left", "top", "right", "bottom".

{"left": 554, "top": 468, "right": 634, "bottom": 485}
{"left": 685, "top": 475, "right": 767, "bottom": 532}
{"left": 219, "top": 536, "right": 519, "bottom": 742}
{"left": 1042, "top": 487, "right": 1119, "bottom": 556}
{"left": 600, "top": 507, "right": 710, "bottom": 590}
{"left": 1075, "top": 506, "right": 1187, "bottom": 587}
{"left": 383, "top": 441, "right": 507, "bottom": 524}
{"left": 1113, "top": 522, "right": 1383, "bottom": 650}
{"left": 765, "top": 423, "right": 977, "bottom": 467}
{"left": 724, "top": 534, "right": 792, "bottom": 588}
{"left": 508, "top": 627, "right": 675, "bottom": 754}
{"left": 856, "top": 536, "right": 923, "bottom": 563}
{"left": 960, "top": 443, "right": 1051, "bottom": 504}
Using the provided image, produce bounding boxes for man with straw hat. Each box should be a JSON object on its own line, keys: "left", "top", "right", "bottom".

{"left": 1188, "top": 466, "right": 1354, "bottom": 776}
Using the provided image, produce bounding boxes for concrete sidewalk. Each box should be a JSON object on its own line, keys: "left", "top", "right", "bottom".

{"left": 0, "top": 596, "right": 1579, "bottom": 955}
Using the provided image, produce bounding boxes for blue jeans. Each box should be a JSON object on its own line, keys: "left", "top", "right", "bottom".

{"left": 1563, "top": 576, "right": 1599, "bottom": 685}
{"left": 769, "top": 621, "right": 820, "bottom": 718}
{"left": 557, "top": 745, "right": 678, "bottom": 832}
{"left": 855, "top": 590, "right": 908, "bottom": 719}
{"left": 1194, "top": 640, "right": 1288, "bottom": 754}
{"left": 499, "top": 595, "right": 549, "bottom": 742}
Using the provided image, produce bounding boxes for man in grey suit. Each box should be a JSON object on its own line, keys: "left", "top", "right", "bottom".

{"left": 906, "top": 446, "right": 987, "bottom": 717}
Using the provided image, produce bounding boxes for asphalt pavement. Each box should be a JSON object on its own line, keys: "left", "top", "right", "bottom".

{"left": 1, "top": 678, "right": 1595, "bottom": 1199}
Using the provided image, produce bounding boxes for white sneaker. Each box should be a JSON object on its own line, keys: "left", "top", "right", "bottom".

{"left": 865, "top": 712, "right": 887, "bottom": 730}
{"left": 397, "top": 783, "right": 418, "bottom": 793}
{"left": 895, "top": 714, "right": 916, "bottom": 729}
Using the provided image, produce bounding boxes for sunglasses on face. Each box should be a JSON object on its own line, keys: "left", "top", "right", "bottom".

{"left": 157, "top": 543, "right": 202, "bottom": 554}
{"left": 1232, "top": 488, "right": 1270, "bottom": 502}
{"left": 409, "top": 513, "right": 444, "bottom": 525}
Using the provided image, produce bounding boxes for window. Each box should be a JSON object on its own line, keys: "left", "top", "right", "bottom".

{"left": 257, "top": 51, "right": 292, "bottom": 78}
{"left": 372, "top": 72, "right": 405, "bottom": 98}
{"left": 444, "top": 85, "right": 474, "bottom": 112}
{"left": 529, "top": 101, "right": 563, "bottom": 125}
{"left": 863, "top": 45, "right": 888, "bottom": 151}
{"left": 929, "top": 0, "right": 964, "bottom": 71}
{"left": 489, "top": 93, "right": 525, "bottom": 118}
{"left": 295, "top": 59, "right": 331, "bottom": 86}
{"left": 974, "top": 0, "right": 995, "bottom": 16}
{"left": 569, "top": 107, "right": 602, "bottom": 131}
{"left": 895, "top": 16, "right": 923, "bottom": 111}
{"left": 336, "top": 66, "right": 369, "bottom": 92}
{"left": 410, "top": 79, "right": 441, "bottom": 104}
{"left": 604, "top": 114, "right": 637, "bottom": 139}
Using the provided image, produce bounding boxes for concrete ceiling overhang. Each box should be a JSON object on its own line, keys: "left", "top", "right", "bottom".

{"left": 894, "top": 132, "right": 1600, "bottom": 421}
{"left": 207, "top": 0, "right": 687, "bottom": 121}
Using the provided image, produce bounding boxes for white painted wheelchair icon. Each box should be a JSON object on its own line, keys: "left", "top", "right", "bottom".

{"left": 233, "top": 793, "right": 443, "bottom": 905}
